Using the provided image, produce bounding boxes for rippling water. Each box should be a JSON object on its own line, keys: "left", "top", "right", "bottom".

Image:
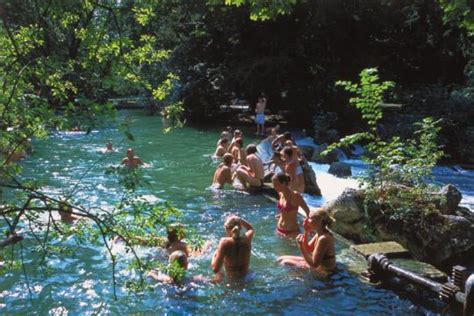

{"left": 0, "top": 111, "right": 458, "bottom": 314}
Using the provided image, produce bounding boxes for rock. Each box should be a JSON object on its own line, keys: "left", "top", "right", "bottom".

{"left": 438, "top": 184, "right": 462, "bottom": 215}
{"left": 328, "top": 162, "right": 352, "bottom": 177}
{"left": 325, "top": 186, "right": 474, "bottom": 267}
{"left": 299, "top": 146, "right": 314, "bottom": 160}
{"left": 310, "top": 144, "right": 338, "bottom": 164}
{"left": 323, "top": 188, "right": 368, "bottom": 242}
{"left": 302, "top": 161, "right": 321, "bottom": 195}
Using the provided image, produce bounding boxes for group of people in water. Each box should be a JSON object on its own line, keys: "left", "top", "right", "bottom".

{"left": 57, "top": 126, "right": 336, "bottom": 285}
{"left": 136, "top": 126, "right": 335, "bottom": 285}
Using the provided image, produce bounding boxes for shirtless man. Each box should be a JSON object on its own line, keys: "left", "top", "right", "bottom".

{"left": 211, "top": 215, "right": 254, "bottom": 280}
{"left": 230, "top": 138, "right": 247, "bottom": 165}
{"left": 212, "top": 153, "right": 234, "bottom": 189}
{"left": 255, "top": 96, "right": 266, "bottom": 136}
{"left": 121, "top": 148, "right": 144, "bottom": 169}
{"left": 235, "top": 144, "right": 264, "bottom": 188}
{"left": 214, "top": 138, "right": 228, "bottom": 157}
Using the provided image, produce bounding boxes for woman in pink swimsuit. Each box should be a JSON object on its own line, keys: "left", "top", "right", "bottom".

{"left": 272, "top": 173, "right": 310, "bottom": 237}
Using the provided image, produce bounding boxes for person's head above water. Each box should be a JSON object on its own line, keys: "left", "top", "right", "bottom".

{"left": 246, "top": 144, "right": 258, "bottom": 155}
{"left": 234, "top": 129, "right": 242, "bottom": 137}
{"left": 167, "top": 223, "right": 185, "bottom": 243}
{"left": 224, "top": 215, "right": 241, "bottom": 240}
{"left": 106, "top": 140, "right": 113, "bottom": 150}
{"left": 223, "top": 153, "right": 233, "bottom": 166}
{"left": 272, "top": 172, "right": 291, "bottom": 187}
{"left": 308, "top": 208, "right": 335, "bottom": 229}
{"left": 169, "top": 250, "right": 188, "bottom": 270}
{"left": 127, "top": 148, "right": 134, "bottom": 158}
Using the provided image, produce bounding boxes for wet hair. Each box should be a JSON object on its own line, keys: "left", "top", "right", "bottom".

{"left": 283, "top": 132, "right": 292, "bottom": 140}
{"left": 235, "top": 138, "right": 243, "bottom": 148}
{"left": 223, "top": 153, "right": 234, "bottom": 165}
{"left": 169, "top": 250, "right": 188, "bottom": 268}
{"left": 246, "top": 144, "right": 257, "bottom": 155}
{"left": 224, "top": 216, "right": 241, "bottom": 240}
{"left": 309, "top": 208, "right": 335, "bottom": 228}
{"left": 272, "top": 172, "right": 291, "bottom": 185}
{"left": 283, "top": 146, "right": 293, "bottom": 158}
{"left": 167, "top": 223, "right": 185, "bottom": 245}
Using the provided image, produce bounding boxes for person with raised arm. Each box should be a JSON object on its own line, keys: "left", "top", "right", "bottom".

{"left": 277, "top": 208, "right": 336, "bottom": 277}
{"left": 211, "top": 215, "right": 254, "bottom": 280}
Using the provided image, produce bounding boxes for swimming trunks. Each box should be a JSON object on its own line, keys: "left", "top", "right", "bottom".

{"left": 256, "top": 113, "right": 265, "bottom": 125}
{"left": 276, "top": 227, "right": 300, "bottom": 236}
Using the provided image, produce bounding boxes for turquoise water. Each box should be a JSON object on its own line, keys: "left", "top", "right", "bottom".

{"left": 0, "top": 111, "right": 448, "bottom": 314}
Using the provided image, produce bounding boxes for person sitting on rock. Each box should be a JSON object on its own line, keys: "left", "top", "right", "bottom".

{"left": 212, "top": 153, "right": 235, "bottom": 189}
{"left": 230, "top": 138, "right": 247, "bottom": 166}
{"left": 235, "top": 144, "right": 264, "bottom": 189}
{"left": 214, "top": 138, "right": 229, "bottom": 158}
{"left": 277, "top": 208, "right": 336, "bottom": 277}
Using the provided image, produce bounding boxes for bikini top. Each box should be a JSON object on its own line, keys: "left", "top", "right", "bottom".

{"left": 277, "top": 198, "right": 297, "bottom": 212}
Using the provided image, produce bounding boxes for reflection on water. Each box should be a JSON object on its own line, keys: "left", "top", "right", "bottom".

{"left": 0, "top": 111, "right": 460, "bottom": 314}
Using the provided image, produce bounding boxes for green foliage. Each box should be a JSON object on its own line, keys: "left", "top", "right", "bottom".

{"left": 217, "top": 0, "right": 299, "bottom": 21}
{"left": 327, "top": 68, "right": 444, "bottom": 215}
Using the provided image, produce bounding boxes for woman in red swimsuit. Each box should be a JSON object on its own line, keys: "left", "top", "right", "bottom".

{"left": 277, "top": 208, "right": 336, "bottom": 276}
{"left": 272, "top": 172, "right": 310, "bottom": 237}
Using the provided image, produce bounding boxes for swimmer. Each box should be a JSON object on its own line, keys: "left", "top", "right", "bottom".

{"left": 235, "top": 144, "right": 264, "bottom": 189}
{"left": 212, "top": 153, "right": 235, "bottom": 189}
{"left": 272, "top": 173, "right": 310, "bottom": 237}
{"left": 106, "top": 140, "right": 113, "bottom": 151}
{"left": 121, "top": 148, "right": 144, "bottom": 169}
{"left": 58, "top": 200, "right": 81, "bottom": 223}
{"left": 214, "top": 138, "right": 229, "bottom": 157}
{"left": 277, "top": 208, "right": 336, "bottom": 276}
{"left": 148, "top": 250, "right": 206, "bottom": 284}
{"left": 211, "top": 215, "right": 254, "bottom": 280}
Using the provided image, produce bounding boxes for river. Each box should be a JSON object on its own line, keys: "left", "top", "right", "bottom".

{"left": 1, "top": 110, "right": 467, "bottom": 314}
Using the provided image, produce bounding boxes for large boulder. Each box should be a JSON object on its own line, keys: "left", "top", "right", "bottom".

{"left": 299, "top": 146, "right": 314, "bottom": 160}
{"left": 323, "top": 188, "right": 368, "bottom": 242}
{"left": 310, "top": 144, "right": 338, "bottom": 164}
{"left": 302, "top": 161, "right": 321, "bottom": 196}
{"left": 325, "top": 184, "right": 474, "bottom": 267}
{"left": 437, "top": 184, "right": 462, "bottom": 215}
{"left": 328, "top": 162, "right": 352, "bottom": 178}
